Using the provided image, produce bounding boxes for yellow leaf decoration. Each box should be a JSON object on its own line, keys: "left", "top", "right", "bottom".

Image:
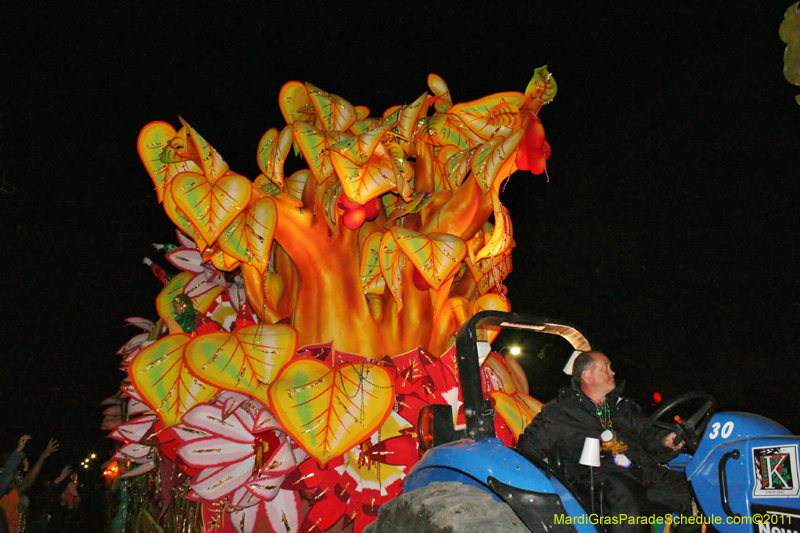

{"left": 170, "top": 170, "right": 253, "bottom": 246}
{"left": 473, "top": 293, "right": 511, "bottom": 343}
{"left": 155, "top": 272, "right": 224, "bottom": 324}
{"left": 349, "top": 116, "right": 385, "bottom": 135}
{"left": 205, "top": 246, "right": 240, "bottom": 272}
{"left": 256, "top": 125, "right": 293, "bottom": 187}
{"left": 354, "top": 105, "right": 370, "bottom": 120}
{"left": 162, "top": 186, "right": 209, "bottom": 251}
{"left": 524, "top": 65, "right": 558, "bottom": 105}
{"left": 475, "top": 192, "right": 514, "bottom": 261}
{"left": 490, "top": 391, "right": 543, "bottom": 439}
{"left": 130, "top": 334, "right": 220, "bottom": 427}
{"left": 505, "top": 353, "right": 529, "bottom": 395}
{"left": 184, "top": 324, "right": 298, "bottom": 408}
{"left": 328, "top": 120, "right": 396, "bottom": 167}
{"left": 483, "top": 352, "right": 518, "bottom": 393}
{"left": 138, "top": 121, "right": 179, "bottom": 203}
{"left": 359, "top": 231, "right": 386, "bottom": 295}
{"left": 385, "top": 142, "right": 414, "bottom": 200}
{"left": 432, "top": 146, "right": 463, "bottom": 192}
{"left": 267, "top": 358, "right": 395, "bottom": 466}
{"left": 386, "top": 92, "right": 429, "bottom": 155}
{"left": 427, "top": 74, "right": 453, "bottom": 112}
{"left": 177, "top": 118, "right": 230, "bottom": 183}
{"left": 390, "top": 228, "right": 467, "bottom": 290}
{"left": 466, "top": 225, "right": 513, "bottom": 296}
{"left": 448, "top": 92, "right": 524, "bottom": 141}
{"left": 278, "top": 81, "right": 316, "bottom": 127}
{"left": 292, "top": 122, "right": 349, "bottom": 184}
{"left": 217, "top": 196, "right": 277, "bottom": 275}
{"left": 470, "top": 130, "right": 523, "bottom": 193}
{"left": 284, "top": 169, "right": 310, "bottom": 201}
{"left": 379, "top": 231, "right": 404, "bottom": 311}
{"left": 418, "top": 114, "right": 481, "bottom": 150}
{"left": 330, "top": 142, "right": 397, "bottom": 204}
{"left": 305, "top": 82, "right": 357, "bottom": 132}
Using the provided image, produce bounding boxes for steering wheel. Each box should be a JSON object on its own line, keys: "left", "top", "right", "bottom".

{"left": 647, "top": 392, "right": 717, "bottom": 455}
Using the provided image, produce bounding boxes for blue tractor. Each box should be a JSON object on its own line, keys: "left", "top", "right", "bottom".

{"left": 366, "top": 311, "right": 800, "bottom": 533}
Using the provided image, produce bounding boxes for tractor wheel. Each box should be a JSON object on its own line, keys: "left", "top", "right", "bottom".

{"left": 364, "top": 481, "right": 529, "bottom": 533}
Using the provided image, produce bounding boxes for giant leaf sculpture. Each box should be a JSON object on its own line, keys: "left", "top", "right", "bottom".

{"left": 129, "top": 334, "right": 220, "bottom": 427}
{"left": 268, "top": 358, "right": 395, "bottom": 466}
{"left": 185, "top": 324, "right": 297, "bottom": 408}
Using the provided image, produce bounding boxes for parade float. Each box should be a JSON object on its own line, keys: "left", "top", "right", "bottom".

{"left": 103, "top": 68, "right": 556, "bottom": 532}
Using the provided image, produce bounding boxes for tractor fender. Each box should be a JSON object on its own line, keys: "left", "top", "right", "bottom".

{"left": 404, "top": 438, "right": 597, "bottom": 533}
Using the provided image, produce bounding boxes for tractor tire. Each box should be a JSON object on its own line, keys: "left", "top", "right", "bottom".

{"left": 364, "top": 481, "right": 529, "bottom": 533}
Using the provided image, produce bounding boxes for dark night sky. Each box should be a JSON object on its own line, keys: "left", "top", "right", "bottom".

{"left": 0, "top": 1, "right": 798, "bottom": 465}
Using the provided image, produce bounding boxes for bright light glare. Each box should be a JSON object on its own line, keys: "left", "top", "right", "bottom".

{"left": 509, "top": 346, "right": 521, "bottom": 356}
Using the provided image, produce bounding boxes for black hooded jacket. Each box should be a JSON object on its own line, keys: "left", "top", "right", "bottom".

{"left": 516, "top": 383, "right": 676, "bottom": 489}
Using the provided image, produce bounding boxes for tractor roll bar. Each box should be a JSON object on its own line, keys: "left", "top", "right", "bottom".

{"left": 455, "top": 311, "right": 592, "bottom": 440}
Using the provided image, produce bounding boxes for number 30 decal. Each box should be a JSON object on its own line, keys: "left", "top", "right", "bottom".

{"left": 708, "top": 421, "right": 734, "bottom": 440}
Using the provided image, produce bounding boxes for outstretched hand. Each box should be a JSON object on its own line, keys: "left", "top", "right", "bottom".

{"left": 16, "top": 435, "right": 31, "bottom": 452}
{"left": 55, "top": 465, "right": 73, "bottom": 484}
{"left": 40, "top": 439, "right": 59, "bottom": 459}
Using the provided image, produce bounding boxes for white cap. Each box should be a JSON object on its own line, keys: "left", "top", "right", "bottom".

{"left": 579, "top": 437, "right": 601, "bottom": 467}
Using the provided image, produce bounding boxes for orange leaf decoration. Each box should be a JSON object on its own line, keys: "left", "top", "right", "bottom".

{"left": 506, "top": 353, "right": 529, "bottom": 395}
{"left": 177, "top": 118, "right": 230, "bottom": 183}
{"left": 354, "top": 105, "right": 370, "bottom": 120}
{"left": 490, "top": 391, "right": 543, "bottom": 439}
{"left": 448, "top": 92, "right": 524, "bottom": 140}
{"left": 138, "top": 121, "right": 183, "bottom": 202}
{"left": 379, "top": 231, "right": 404, "bottom": 311}
{"left": 524, "top": 66, "right": 557, "bottom": 105}
{"left": 359, "top": 231, "right": 385, "bottom": 295}
{"left": 330, "top": 142, "right": 397, "bottom": 204}
{"left": 385, "top": 141, "right": 414, "bottom": 200}
{"left": 278, "top": 81, "right": 316, "bottom": 127}
{"left": 217, "top": 196, "right": 277, "bottom": 275}
{"left": 474, "top": 192, "right": 514, "bottom": 262}
{"left": 162, "top": 186, "right": 209, "bottom": 251}
{"left": 205, "top": 246, "right": 240, "bottom": 272}
{"left": 483, "top": 352, "right": 518, "bottom": 393}
{"left": 305, "top": 82, "right": 357, "bottom": 132}
{"left": 184, "top": 324, "right": 298, "bottom": 408}
{"left": 427, "top": 74, "right": 453, "bottom": 112}
{"left": 268, "top": 358, "right": 395, "bottom": 466}
{"left": 292, "top": 122, "right": 349, "bottom": 184}
{"left": 129, "top": 334, "right": 220, "bottom": 427}
{"left": 473, "top": 293, "right": 511, "bottom": 343}
{"left": 170, "top": 170, "right": 252, "bottom": 246}
{"left": 390, "top": 227, "right": 467, "bottom": 290}
{"left": 385, "top": 92, "right": 429, "bottom": 155}
{"left": 328, "top": 120, "right": 396, "bottom": 167}
{"left": 418, "top": 113, "right": 481, "bottom": 150}
{"left": 466, "top": 223, "right": 513, "bottom": 296}
{"left": 470, "top": 130, "right": 523, "bottom": 193}
{"left": 284, "top": 169, "right": 310, "bottom": 200}
{"left": 256, "top": 125, "right": 293, "bottom": 187}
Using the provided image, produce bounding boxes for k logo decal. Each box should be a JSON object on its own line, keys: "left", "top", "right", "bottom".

{"left": 753, "top": 445, "right": 800, "bottom": 498}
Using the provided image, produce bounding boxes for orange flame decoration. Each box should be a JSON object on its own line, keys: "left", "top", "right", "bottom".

{"left": 119, "top": 69, "right": 556, "bottom": 533}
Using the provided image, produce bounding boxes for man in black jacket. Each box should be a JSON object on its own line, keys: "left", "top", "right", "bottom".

{"left": 517, "top": 351, "right": 693, "bottom": 533}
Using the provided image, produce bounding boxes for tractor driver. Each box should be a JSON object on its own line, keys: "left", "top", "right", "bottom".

{"left": 516, "top": 351, "right": 694, "bottom": 533}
